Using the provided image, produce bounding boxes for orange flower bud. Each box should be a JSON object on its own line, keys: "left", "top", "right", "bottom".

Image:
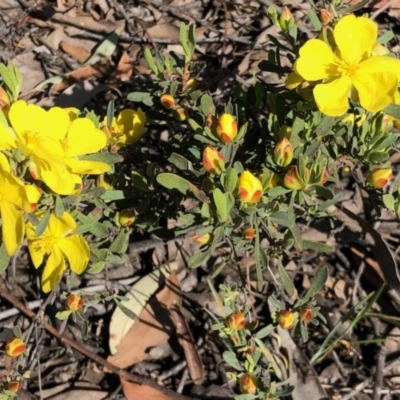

{"left": 160, "top": 94, "right": 175, "bottom": 109}
{"left": 367, "top": 168, "right": 393, "bottom": 189}
{"left": 7, "top": 380, "right": 22, "bottom": 392}
{"left": 239, "top": 373, "right": 258, "bottom": 394}
{"left": 97, "top": 174, "right": 112, "bottom": 191}
{"left": 238, "top": 171, "right": 263, "bottom": 204}
{"left": 205, "top": 114, "right": 217, "bottom": 130}
{"left": 202, "top": 146, "right": 225, "bottom": 175}
{"left": 320, "top": 9, "right": 333, "bottom": 24}
{"left": 226, "top": 311, "right": 246, "bottom": 330}
{"left": 277, "top": 310, "right": 296, "bottom": 330}
{"left": 274, "top": 138, "right": 293, "bottom": 167}
{"left": 192, "top": 233, "right": 212, "bottom": 245}
{"left": 65, "top": 294, "right": 83, "bottom": 311}
{"left": 5, "top": 337, "right": 26, "bottom": 358}
{"left": 0, "top": 87, "right": 10, "bottom": 109}
{"left": 216, "top": 113, "right": 238, "bottom": 143}
{"left": 173, "top": 107, "right": 187, "bottom": 121}
{"left": 242, "top": 228, "right": 255, "bottom": 241}
{"left": 279, "top": 6, "right": 294, "bottom": 31}
{"left": 283, "top": 166, "right": 308, "bottom": 191}
{"left": 25, "top": 184, "right": 42, "bottom": 212}
{"left": 299, "top": 305, "right": 313, "bottom": 322}
{"left": 318, "top": 168, "right": 329, "bottom": 185}
{"left": 118, "top": 209, "right": 136, "bottom": 227}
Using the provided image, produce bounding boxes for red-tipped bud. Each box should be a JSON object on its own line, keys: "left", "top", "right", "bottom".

{"left": 160, "top": 94, "right": 175, "bottom": 110}
{"left": 216, "top": 113, "right": 238, "bottom": 143}
{"left": 274, "top": 138, "right": 293, "bottom": 167}
{"left": 279, "top": 6, "right": 295, "bottom": 31}
{"left": 242, "top": 228, "right": 255, "bottom": 241}
{"left": 5, "top": 337, "right": 26, "bottom": 358}
{"left": 238, "top": 171, "right": 263, "bottom": 204}
{"left": 320, "top": 9, "right": 333, "bottom": 24}
{"left": 173, "top": 107, "right": 187, "bottom": 121}
{"left": 192, "top": 233, "right": 212, "bottom": 245}
{"left": 367, "top": 168, "right": 393, "bottom": 189}
{"left": 277, "top": 310, "right": 296, "bottom": 330}
{"left": 226, "top": 311, "right": 246, "bottom": 330}
{"left": 283, "top": 166, "right": 308, "bottom": 191}
{"left": 65, "top": 294, "right": 83, "bottom": 311}
{"left": 299, "top": 305, "right": 314, "bottom": 322}
{"left": 118, "top": 209, "right": 136, "bottom": 227}
{"left": 183, "top": 78, "right": 197, "bottom": 91}
{"left": 0, "top": 87, "right": 10, "bottom": 109}
{"left": 7, "top": 380, "right": 23, "bottom": 392}
{"left": 239, "top": 373, "right": 258, "bottom": 394}
{"left": 202, "top": 146, "right": 225, "bottom": 175}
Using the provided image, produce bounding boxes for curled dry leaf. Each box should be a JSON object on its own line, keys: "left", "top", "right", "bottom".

{"left": 60, "top": 41, "right": 91, "bottom": 64}
{"left": 120, "top": 378, "right": 176, "bottom": 400}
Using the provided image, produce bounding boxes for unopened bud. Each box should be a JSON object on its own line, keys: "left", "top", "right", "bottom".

{"left": 238, "top": 171, "right": 263, "bottom": 204}
{"left": 239, "top": 373, "right": 258, "bottom": 394}
{"left": 226, "top": 311, "right": 246, "bottom": 330}
{"left": 299, "top": 305, "right": 314, "bottom": 322}
{"left": 279, "top": 6, "right": 294, "bottom": 31}
{"left": 367, "top": 168, "right": 393, "bottom": 189}
{"left": 274, "top": 138, "right": 293, "bottom": 167}
{"left": 203, "top": 146, "right": 225, "bottom": 175}
{"left": 160, "top": 94, "right": 175, "bottom": 110}
{"left": 283, "top": 166, "right": 308, "bottom": 191}
{"left": 192, "top": 233, "right": 212, "bottom": 245}
{"left": 216, "top": 113, "right": 238, "bottom": 144}
{"left": 5, "top": 337, "right": 26, "bottom": 358}
{"left": 173, "top": 107, "right": 187, "bottom": 121}
{"left": 277, "top": 310, "right": 296, "bottom": 330}
{"left": 184, "top": 78, "right": 197, "bottom": 91}
{"left": 118, "top": 209, "right": 136, "bottom": 227}
{"left": 320, "top": 9, "right": 333, "bottom": 24}
{"left": 7, "top": 380, "right": 22, "bottom": 392}
{"left": 0, "top": 87, "right": 10, "bottom": 109}
{"left": 65, "top": 294, "right": 83, "bottom": 311}
{"left": 242, "top": 228, "right": 255, "bottom": 241}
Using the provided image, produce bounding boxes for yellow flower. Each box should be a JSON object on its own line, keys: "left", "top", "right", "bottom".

{"left": 292, "top": 15, "right": 400, "bottom": 116}
{"left": 0, "top": 169, "right": 33, "bottom": 256}
{"left": 6, "top": 101, "right": 76, "bottom": 194}
{"left": 104, "top": 108, "right": 147, "bottom": 151}
{"left": 216, "top": 113, "right": 238, "bottom": 143}
{"left": 26, "top": 211, "right": 90, "bottom": 293}
{"left": 238, "top": 171, "right": 263, "bottom": 204}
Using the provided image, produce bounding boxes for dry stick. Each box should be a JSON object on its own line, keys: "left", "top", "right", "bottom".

{"left": 370, "top": 0, "right": 399, "bottom": 19}
{"left": 372, "top": 346, "right": 387, "bottom": 400}
{"left": 0, "top": 284, "right": 198, "bottom": 400}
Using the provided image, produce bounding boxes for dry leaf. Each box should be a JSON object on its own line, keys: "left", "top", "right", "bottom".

{"left": 60, "top": 41, "right": 91, "bottom": 64}
{"left": 145, "top": 23, "right": 180, "bottom": 40}
{"left": 107, "top": 272, "right": 182, "bottom": 369}
{"left": 111, "top": 51, "right": 133, "bottom": 81}
{"left": 53, "top": 58, "right": 113, "bottom": 92}
{"left": 120, "top": 378, "right": 175, "bottom": 400}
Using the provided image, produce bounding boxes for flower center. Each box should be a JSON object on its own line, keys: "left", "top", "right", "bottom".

{"left": 23, "top": 130, "right": 43, "bottom": 149}
{"left": 33, "top": 236, "right": 57, "bottom": 255}
{"left": 338, "top": 61, "right": 359, "bottom": 78}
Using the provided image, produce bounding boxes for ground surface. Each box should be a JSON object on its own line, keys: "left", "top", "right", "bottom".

{"left": 2, "top": 0, "right": 400, "bottom": 399}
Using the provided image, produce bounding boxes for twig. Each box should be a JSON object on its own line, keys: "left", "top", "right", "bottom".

{"left": 0, "top": 283, "right": 199, "bottom": 400}
{"left": 372, "top": 345, "right": 387, "bottom": 400}
{"left": 370, "top": 0, "right": 398, "bottom": 19}
{"left": 177, "top": 369, "right": 189, "bottom": 394}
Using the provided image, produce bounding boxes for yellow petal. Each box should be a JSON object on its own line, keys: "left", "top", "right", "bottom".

{"left": 48, "top": 212, "right": 77, "bottom": 238}
{"left": 0, "top": 152, "right": 11, "bottom": 172}
{"left": 313, "top": 76, "right": 352, "bottom": 116}
{"left": 41, "top": 246, "right": 65, "bottom": 293}
{"left": 295, "top": 39, "right": 336, "bottom": 81}
{"left": 66, "top": 118, "right": 107, "bottom": 156}
{"left": 1, "top": 201, "right": 24, "bottom": 256}
{"left": 66, "top": 158, "right": 110, "bottom": 174}
{"left": 64, "top": 107, "right": 80, "bottom": 122}
{"left": 353, "top": 72, "right": 398, "bottom": 113}
{"left": 57, "top": 235, "right": 90, "bottom": 275}
{"left": 285, "top": 72, "right": 303, "bottom": 90}
{"left": 44, "top": 107, "right": 69, "bottom": 141}
{"left": 0, "top": 125, "right": 17, "bottom": 150}
{"left": 117, "top": 109, "right": 136, "bottom": 131}
{"left": 358, "top": 56, "right": 400, "bottom": 80}
{"left": 334, "top": 15, "right": 377, "bottom": 65}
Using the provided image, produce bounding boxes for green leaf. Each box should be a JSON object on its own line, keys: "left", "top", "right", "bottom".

{"left": 307, "top": 9, "right": 322, "bottom": 31}
{"left": 87, "top": 261, "right": 106, "bottom": 274}
{"left": 188, "top": 249, "right": 210, "bottom": 268}
{"left": 144, "top": 47, "right": 158, "bottom": 74}
{"left": 213, "top": 188, "right": 228, "bottom": 222}
{"left": 84, "top": 29, "right": 120, "bottom": 66}
{"left": 278, "top": 261, "right": 295, "bottom": 297}
{"left": 0, "top": 243, "right": 10, "bottom": 273}
{"left": 255, "top": 324, "right": 274, "bottom": 339}
{"left": 35, "top": 209, "right": 51, "bottom": 237}
{"left": 100, "top": 190, "right": 131, "bottom": 201}
{"left": 268, "top": 186, "right": 291, "bottom": 198}
{"left": 300, "top": 265, "right": 328, "bottom": 306}
{"left": 56, "top": 310, "right": 72, "bottom": 320}
{"left": 127, "top": 91, "right": 154, "bottom": 106}
{"left": 187, "top": 23, "right": 196, "bottom": 58}
{"left": 54, "top": 196, "right": 64, "bottom": 218}
{"left": 157, "top": 172, "right": 210, "bottom": 203}
{"left": 180, "top": 22, "right": 190, "bottom": 61}
{"left": 131, "top": 171, "right": 149, "bottom": 192}
{"left": 169, "top": 153, "right": 191, "bottom": 170}
{"left": 377, "top": 30, "right": 394, "bottom": 45}
{"left": 223, "top": 168, "right": 238, "bottom": 193}
{"left": 222, "top": 351, "right": 244, "bottom": 371}
{"left": 114, "top": 298, "right": 138, "bottom": 321}
{"left": 109, "top": 229, "right": 130, "bottom": 254}
{"left": 303, "top": 239, "right": 335, "bottom": 254}
{"left": 383, "top": 193, "right": 395, "bottom": 211}
{"left": 106, "top": 99, "right": 115, "bottom": 128}
{"left": 0, "top": 63, "right": 16, "bottom": 100}
{"left": 384, "top": 103, "right": 400, "bottom": 119}
{"left": 200, "top": 93, "right": 216, "bottom": 116}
